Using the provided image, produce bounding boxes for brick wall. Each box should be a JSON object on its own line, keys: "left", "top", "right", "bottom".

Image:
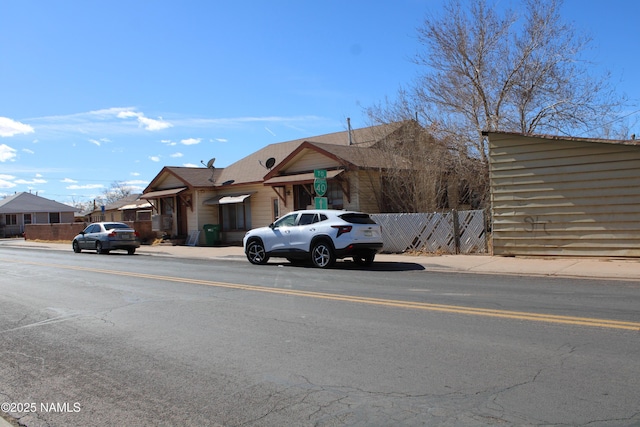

{"left": 25, "top": 221, "right": 156, "bottom": 243}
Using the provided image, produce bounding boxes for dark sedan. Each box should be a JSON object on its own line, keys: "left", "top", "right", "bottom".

{"left": 72, "top": 222, "right": 140, "bottom": 255}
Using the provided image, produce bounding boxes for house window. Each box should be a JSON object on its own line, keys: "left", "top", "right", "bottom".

{"left": 5, "top": 214, "right": 17, "bottom": 225}
{"left": 24, "top": 214, "right": 32, "bottom": 225}
{"left": 49, "top": 212, "right": 60, "bottom": 223}
{"left": 272, "top": 198, "right": 280, "bottom": 221}
{"left": 137, "top": 210, "right": 152, "bottom": 221}
{"left": 326, "top": 181, "right": 344, "bottom": 209}
{"left": 220, "top": 202, "right": 251, "bottom": 231}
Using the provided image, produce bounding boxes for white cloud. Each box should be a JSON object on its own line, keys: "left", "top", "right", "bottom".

{"left": 122, "top": 179, "right": 148, "bottom": 186}
{"left": 149, "top": 155, "right": 161, "bottom": 162}
{"left": 89, "top": 137, "right": 110, "bottom": 146}
{"left": 181, "top": 137, "right": 201, "bottom": 145}
{"left": 22, "top": 148, "right": 35, "bottom": 154}
{"left": 214, "top": 138, "right": 228, "bottom": 143}
{"left": 117, "top": 110, "right": 172, "bottom": 131}
{"left": 130, "top": 172, "right": 141, "bottom": 176}
{"left": 67, "top": 184, "right": 104, "bottom": 190}
{"left": 0, "top": 117, "right": 35, "bottom": 137}
{"left": 183, "top": 163, "right": 199, "bottom": 167}
{"left": 15, "top": 178, "right": 47, "bottom": 185}
{"left": 0, "top": 174, "right": 16, "bottom": 189}
{"left": 170, "top": 152, "right": 183, "bottom": 158}
{"left": 0, "top": 144, "right": 18, "bottom": 162}
{"left": 161, "top": 139, "right": 177, "bottom": 146}
{"left": 0, "top": 179, "right": 16, "bottom": 189}
{"left": 61, "top": 178, "right": 78, "bottom": 183}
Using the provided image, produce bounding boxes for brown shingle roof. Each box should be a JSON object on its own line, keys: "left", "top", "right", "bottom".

{"left": 215, "top": 122, "right": 406, "bottom": 186}
{"left": 144, "top": 122, "right": 410, "bottom": 191}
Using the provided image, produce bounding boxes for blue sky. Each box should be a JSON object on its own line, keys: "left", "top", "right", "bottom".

{"left": 1, "top": 0, "right": 638, "bottom": 206}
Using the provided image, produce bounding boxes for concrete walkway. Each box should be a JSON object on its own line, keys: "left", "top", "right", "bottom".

{"left": 2, "top": 238, "right": 639, "bottom": 281}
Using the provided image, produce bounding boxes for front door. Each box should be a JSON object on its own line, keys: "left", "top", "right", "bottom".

{"left": 294, "top": 184, "right": 312, "bottom": 210}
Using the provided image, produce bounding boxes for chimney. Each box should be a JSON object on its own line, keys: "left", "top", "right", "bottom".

{"left": 347, "top": 117, "right": 353, "bottom": 145}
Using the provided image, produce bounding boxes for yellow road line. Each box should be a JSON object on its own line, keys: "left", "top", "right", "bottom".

{"left": 8, "top": 259, "right": 640, "bottom": 331}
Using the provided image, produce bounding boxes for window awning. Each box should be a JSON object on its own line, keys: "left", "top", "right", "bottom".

{"left": 204, "top": 193, "right": 254, "bottom": 205}
{"left": 140, "top": 187, "right": 187, "bottom": 199}
{"left": 263, "top": 169, "right": 343, "bottom": 186}
{"left": 118, "top": 203, "right": 152, "bottom": 210}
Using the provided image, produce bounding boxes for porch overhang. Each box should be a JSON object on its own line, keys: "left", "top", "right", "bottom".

{"left": 140, "top": 187, "right": 187, "bottom": 199}
{"left": 263, "top": 169, "right": 343, "bottom": 186}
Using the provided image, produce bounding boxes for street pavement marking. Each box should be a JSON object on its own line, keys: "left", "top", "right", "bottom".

{"left": 8, "top": 259, "right": 640, "bottom": 331}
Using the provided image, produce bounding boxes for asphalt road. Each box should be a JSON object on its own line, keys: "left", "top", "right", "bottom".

{"left": 1, "top": 246, "right": 639, "bottom": 426}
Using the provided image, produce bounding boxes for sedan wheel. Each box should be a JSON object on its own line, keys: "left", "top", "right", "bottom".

{"left": 96, "top": 241, "right": 108, "bottom": 254}
{"left": 311, "top": 241, "right": 335, "bottom": 268}
{"left": 247, "top": 240, "right": 269, "bottom": 265}
{"left": 72, "top": 241, "right": 81, "bottom": 253}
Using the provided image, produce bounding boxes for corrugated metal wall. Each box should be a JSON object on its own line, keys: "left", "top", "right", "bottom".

{"left": 488, "top": 132, "right": 640, "bottom": 257}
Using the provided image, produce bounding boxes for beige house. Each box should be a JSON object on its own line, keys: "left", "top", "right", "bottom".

{"left": 0, "top": 192, "right": 78, "bottom": 237}
{"left": 142, "top": 123, "right": 410, "bottom": 245}
{"left": 86, "top": 194, "right": 153, "bottom": 223}
{"left": 486, "top": 131, "right": 640, "bottom": 257}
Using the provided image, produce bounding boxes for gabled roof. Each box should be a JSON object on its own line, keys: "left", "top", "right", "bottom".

{"left": 89, "top": 194, "right": 152, "bottom": 213}
{"left": 214, "top": 122, "right": 408, "bottom": 187}
{"left": 0, "top": 192, "right": 78, "bottom": 214}
{"left": 143, "top": 166, "right": 225, "bottom": 193}
{"left": 143, "top": 122, "right": 413, "bottom": 192}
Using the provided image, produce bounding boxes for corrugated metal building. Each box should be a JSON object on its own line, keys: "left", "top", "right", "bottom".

{"left": 486, "top": 131, "right": 640, "bottom": 257}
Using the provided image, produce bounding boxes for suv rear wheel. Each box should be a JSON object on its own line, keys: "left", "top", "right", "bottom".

{"left": 353, "top": 252, "right": 375, "bottom": 266}
{"left": 246, "top": 240, "right": 269, "bottom": 265}
{"left": 311, "top": 241, "right": 335, "bottom": 268}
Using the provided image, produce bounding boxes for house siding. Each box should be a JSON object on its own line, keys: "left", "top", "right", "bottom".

{"left": 284, "top": 151, "right": 341, "bottom": 173}
{"left": 489, "top": 133, "right": 640, "bottom": 257}
{"left": 344, "top": 171, "right": 382, "bottom": 213}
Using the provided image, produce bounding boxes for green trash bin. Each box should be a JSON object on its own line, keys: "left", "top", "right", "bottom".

{"left": 203, "top": 224, "right": 221, "bottom": 246}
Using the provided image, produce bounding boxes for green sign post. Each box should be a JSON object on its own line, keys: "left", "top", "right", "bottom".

{"left": 314, "top": 197, "right": 328, "bottom": 209}
{"left": 314, "top": 169, "right": 327, "bottom": 179}
{"left": 313, "top": 169, "right": 327, "bottom": 197}
{"left": 313, "top": 169, "right": 328, "bottom": 209}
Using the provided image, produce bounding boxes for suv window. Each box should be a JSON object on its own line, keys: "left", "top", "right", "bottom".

{"left": 339, "top": 213, "right": 376, "bottom": 224}
{"left": 298, "top": 213, "right": 315, "bottom": 226}
{"left": 273, "top": 214, "right": 297, "bottom": 228}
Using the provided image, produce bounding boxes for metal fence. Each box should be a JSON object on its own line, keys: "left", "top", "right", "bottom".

{"left": 371, "top": 210, "right": 488, "bottom": 254}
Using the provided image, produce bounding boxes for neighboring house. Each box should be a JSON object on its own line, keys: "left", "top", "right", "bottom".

{"left": 485, "top": 131, "right": 640, "bottom": 257}
{"left": 87, "top": 194, "right": 152, "bottom": 223}
{"left": 0, "top": 192, "right": 78, "bottom": 237}
{"left": 142, "top": 122, "right": 412, "bottom": 245}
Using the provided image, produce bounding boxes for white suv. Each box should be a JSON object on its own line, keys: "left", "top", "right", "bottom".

{"left": 243, "top": 209, "right": 383, "bottom": 268}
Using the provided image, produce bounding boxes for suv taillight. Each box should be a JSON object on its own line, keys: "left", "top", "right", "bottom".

{"left": 332, "top": 225, "right": 352, "bottom": 237}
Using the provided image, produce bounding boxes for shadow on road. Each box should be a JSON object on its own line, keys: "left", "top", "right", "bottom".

{"left": 271, "top": 260, "right": 425, "bottom": 272}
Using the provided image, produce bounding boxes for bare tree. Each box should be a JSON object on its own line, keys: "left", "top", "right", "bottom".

{"left": 412, "top": 0, "right": 627, "bottom": 162}
{"left": 99, "top": 181, "right": 134, "bottom": 206}
{"left": 364, "top": 0, "right": 627, "bottom": 211}
{"left": 355, "top": 119, "right": 485, "bottom": 213}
